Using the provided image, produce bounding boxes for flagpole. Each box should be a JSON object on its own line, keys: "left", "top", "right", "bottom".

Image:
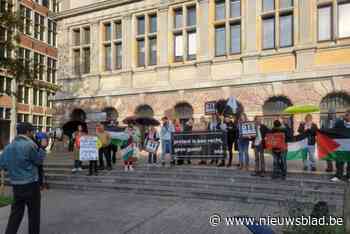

{"left": 345, "top": 184, "right": 350, "bottom": 233}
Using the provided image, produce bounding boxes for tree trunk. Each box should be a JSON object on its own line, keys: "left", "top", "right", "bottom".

{"left": 9, "top": 78, "right": 17, "bottom": 141}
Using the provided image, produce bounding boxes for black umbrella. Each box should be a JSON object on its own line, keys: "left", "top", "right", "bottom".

{"left": 122, "top": 116, "right": 137, "bottom": 125}
{"left": 62, "top": 121, "right": 87, "bottom": 137}
{"left": 135, "top": 116, "right": 160, "bottom": 126}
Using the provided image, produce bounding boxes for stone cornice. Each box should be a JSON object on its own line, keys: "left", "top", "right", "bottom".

{"left": 54, "top": 68, "right": 350, "bottom": 101}
{"left": 53, "top": 0, "right": 144, "bottom": 20}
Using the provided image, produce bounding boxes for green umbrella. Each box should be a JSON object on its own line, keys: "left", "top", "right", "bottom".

{"left": 283, "top": 105, "right": 320, "bottom": 114}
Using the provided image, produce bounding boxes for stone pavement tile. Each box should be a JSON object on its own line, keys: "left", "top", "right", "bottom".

{"left": 0, "top": 190, "right": 279, "bottom": 234}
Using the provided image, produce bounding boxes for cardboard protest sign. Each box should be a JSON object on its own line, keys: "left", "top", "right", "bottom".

{"left": 265, "top": 133, "right": 287, "bottom": 151}
{"left": 144, "top": 139, "right": 159, "bottom": 153}
{"left": 240, "top": 121, "right": 256, "bottom": 138}
{"left": 79, "top": 136, "right": 98, "bottom": 161}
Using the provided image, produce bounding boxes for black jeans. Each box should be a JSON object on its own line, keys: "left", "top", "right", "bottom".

{"left": 38, "top": 165, "right": 44, "bottom": 186}
{"left": 335, "top": 161, "right": 350, "bottom": 179}
{"left": 89, "top": 161, "right": 98, "bottom": 175}
{"left": 148, "top": 152, "right": 157, "bottom": 164}
{"left": 6, "top": 182, "right": 41, "bottom": 234}
{"left": 227, "top": 140, "right": 234, "bottom": 165}
{"left": 99, "top": 146, "right": 112, "bottom": 169}
{"left": 272, "top": 151, "right": 287, "bottom": 178}
{"left": 110, "top": 145, "right": 117, "bottom": 164}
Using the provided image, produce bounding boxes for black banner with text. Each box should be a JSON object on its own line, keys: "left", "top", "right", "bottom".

{"left": 171, "top": 131, "right": 227, "bottom": 159}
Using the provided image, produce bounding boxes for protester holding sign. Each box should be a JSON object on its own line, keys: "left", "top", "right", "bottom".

{"left": 269, "top": 120, "right": 288, "bottom": 180}
{"left": 160, "top": 117, "right": 175, "bottom": 167}
{"left": 123, "top": 123, "right": 141, "bottom": 171}
{"left": 237, "top": 113, "right": 251, "bottom": 170}
{"left": 72, "top": 125, "right": 86, "bottom": 173}
{"left": 298, "top": 114, "right": 318, "bottom": 172}
{"left": 144, "top": 126, "right": 160, "bottom": 165}
{"left": 251, "top": 116, "right": 269, "bottom": 177}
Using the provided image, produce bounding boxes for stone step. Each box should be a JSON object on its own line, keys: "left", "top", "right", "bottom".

{"left": 42, "top": 167, "right": 345, "bottom": 190}
{"left": 47, "top": 180, "right": 343, "bottom": 215}
{"left": 43, "top": 163, "right": 335, "bottom": 180}
{"left": 44, "top": 173, "right": 345, "bottom": 200}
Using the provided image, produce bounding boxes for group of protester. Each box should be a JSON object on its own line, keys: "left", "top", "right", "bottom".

{"left": 68, "top": 109, "right": 350, "bottom": 183}
{"left": 153, "top": 111, "right": 350, "bottom": 182}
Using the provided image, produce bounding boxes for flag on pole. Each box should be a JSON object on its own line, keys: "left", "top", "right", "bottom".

{"left": 226, "top": 97, "right": 238, "bottom": 114}
{"left": 317, "top": 129, "right": 350, "bottom": 162}
{"left": 286, "top": 137, "right": 308, "bottom": 160}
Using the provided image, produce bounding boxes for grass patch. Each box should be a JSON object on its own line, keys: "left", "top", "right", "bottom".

{"left": 0, "top": 196, "right": 13, "bottom": 207}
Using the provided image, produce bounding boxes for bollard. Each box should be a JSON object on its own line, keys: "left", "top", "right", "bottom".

{"left": 345, "top": 184, "right": 350, "bottom": 234}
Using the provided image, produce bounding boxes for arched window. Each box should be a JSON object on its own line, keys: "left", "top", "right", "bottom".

{"left": 263, "top": 96, "right": 293, "bottom": 128}
{"left": 174, "top": 102, "right": 193, "bottom": 125}
{"left": 70, "top": 109, "right": 86, "bottom": 122}
{"left": 135, "top": 105, "right": 154, "bottom": 118}
{"left": 320, "top": 92, "right": 350, "bottom": 128}
{"left": 103, "top": 107, "right": 118, "bottom": 121}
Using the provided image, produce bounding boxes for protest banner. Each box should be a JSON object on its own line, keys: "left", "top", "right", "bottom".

{"left": 144, "top": 139, "right": 159, "bottom": 153}
{"left": 265, "top": 133, "right": 287, "bottom": 151}
{"left": 79, "top": 136, "right": 98, "bottom": 161}
{"left": 239, "top": 121, "right": 256, "bottom": 138}
{"left": 172, "top": 131, "right": 227, "bottom": 159}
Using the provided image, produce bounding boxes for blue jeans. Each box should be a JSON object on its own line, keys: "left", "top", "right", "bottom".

{"left": 238, "top": 138, "right": 250, "bottom": 166}
{"left": 161, "top": 140, "right": 173, "bottom": 162}
{"left": 303, "top": 145, "right": 316, "bottom": 169}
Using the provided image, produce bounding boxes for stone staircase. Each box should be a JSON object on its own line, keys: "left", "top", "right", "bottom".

{"left": 41, "top": 163, "right": 347, "bottom": 215}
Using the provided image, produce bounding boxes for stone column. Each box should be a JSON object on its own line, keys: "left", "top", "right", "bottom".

{"left": 197, "top": 0, "right": 211, "bottom": 80}
{"left": 121, "top": 14, "right": 133, "bottom": 88}
{"left": 156, "top": 4, "right": 170, "bottom": 86}
{"left": 295, "top": 0, "right": 316, "bottom": 72}
{"left": 90, "top": 21, "right": 100, "bottom": 74}
{"left": 242, "top": 0, "right": 258, "bottom": 75}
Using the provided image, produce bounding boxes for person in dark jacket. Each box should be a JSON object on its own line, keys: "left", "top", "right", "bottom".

{"left": 330, "top": 110, "right": 350, "bottom": 182}
{"left": 226, "top": 116, "right": 238, "bottom": 167}
{"left": 298, "top": 114, "right": 318, "bottom": 172}
{"left": 0, "top": 122, "right": 45, "bottom": 234}
{"left": 180, "top": 118, "right": 193, "bottom": 165}
{"left": 251, "top": 116, "right": 269, "bottom": 177}
{"left": 271, "top": 120, "right": 288, "bottom": 180}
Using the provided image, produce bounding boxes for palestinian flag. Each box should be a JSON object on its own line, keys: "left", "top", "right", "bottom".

{"left": 287, "top": 136, "right": 308, "bottom": 160}
{"left": 107, "top": 131, "right": 129, "bottom": 148}
{"left": 317, "top": 129, "right": 350, "bottom": 162}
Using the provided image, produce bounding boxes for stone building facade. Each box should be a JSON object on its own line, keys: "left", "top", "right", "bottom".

{"left": 0, "top": 0, "right": 59, "bottom": 148}
{"left": 54, "top": 0, "right": 350, "bottom": 128}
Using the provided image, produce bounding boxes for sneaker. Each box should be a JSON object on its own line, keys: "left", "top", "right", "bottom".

{"left": 330, "top": 177, "right": 341, "bottom": 182}
{"left": 124, "top": 166, "right": 129, "bottom": 172}
{"left": 107, "top": 166, "right": 112, "bottom": 171}
{"left": 311, "top": 167, "right": 316, "bottom": 172}
{"left": 129, "top": 166, "right": 134, "bottom": 172}
{"left": 72, "top": 168, "right": 77, "bottom": 173}
{"left": 303, "top": 166, "right": 308, "bottom": 171}
{"left": 78, "top": 167, "right": 83, "bottom": 172}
